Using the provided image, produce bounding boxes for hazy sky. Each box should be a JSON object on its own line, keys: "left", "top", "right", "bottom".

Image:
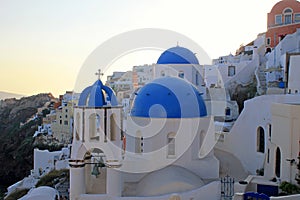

{"left": 0, "top": 0, "right": 281, "bottom": 97}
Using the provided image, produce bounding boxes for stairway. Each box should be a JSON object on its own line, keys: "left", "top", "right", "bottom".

{"left": 55, "top": 178, "right": 69, "bottom": 199}
{"left": 255, "top": 63, "right": 267, "bottom": 95}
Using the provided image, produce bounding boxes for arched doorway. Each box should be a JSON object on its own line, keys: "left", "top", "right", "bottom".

{"left": 275, "top": 147, "right": 281, "bottom": 178}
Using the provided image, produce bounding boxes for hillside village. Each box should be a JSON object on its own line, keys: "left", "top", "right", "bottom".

{"left": 2, "top": 0, "right": 300, "bottom": 199}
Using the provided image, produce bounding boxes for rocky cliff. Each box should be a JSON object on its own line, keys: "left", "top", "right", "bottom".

{"left": 0, "top": 93, "right": 55, "bottom": 195}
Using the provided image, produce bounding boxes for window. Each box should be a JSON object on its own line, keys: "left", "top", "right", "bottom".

{"left": 225, "top": 107, "right": 231, "bottom": 116}
{"left": 161, "top": 70, "right": 165, "bottom": 77}
{"left": 257, "top": 126, "right": 265, "bottom": 153}
{"left": 284, "top": 8, "right": 293, "bottom": 24}
{"left": 295, "top": 13, "right": 300, "bottom": 23}
{"left": 275, "top": 147, "right": 281, "bottom": 177}
{"left": 284, "top": 8, "right": 292, "bottom": 13}
{"left": 285, "top": 14, "right": 292, "bottom": 24}
{"left": 267, "top": 149, "right": 270, "bottom": 163}
{"left": 275, "top": 15, "right": 282, "bottom": 24}
{"left": 178, "top": 71, "right": 184, "bottom": 79}
{"left": 228, "top": 65, "right": 236, "bottom": 77}
{"left": 167, "top": 132, "right": 176, "bottom": 157}
{"left": 196, "top": 72, "right": 199, "bottom": 86}
{"left": 266, "top": 38, "right": 271, "bottom": 46}
{"left": 64, "top": 120, "right": 68, "bottom": 125}
{"left": 60, "top": 120, "right": 62, "bottom": 125}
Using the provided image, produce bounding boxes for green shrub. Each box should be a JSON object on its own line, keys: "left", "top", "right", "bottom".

{"left": 36, "top": 169, "right": 69, "bottom": 188}
{"left": 279, "top": 181, "right": 300, "bottom": 195}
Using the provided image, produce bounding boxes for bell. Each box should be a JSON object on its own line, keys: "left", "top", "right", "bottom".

{"left": 98, "top": 157, "right": 106, "bottom": 168}
{"left": 91, "top": 164, "right": 100, "bottom": 177}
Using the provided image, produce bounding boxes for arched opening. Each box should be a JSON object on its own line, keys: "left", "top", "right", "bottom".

{"left": 257, "top": 126, "right": 265, "bottom": 153}
{"left": 192, "top": 131, "right": 205, "bottom": 160}
{"left": 76, "top": 112, "right": 81, "bottom": 141}
{"left": 89, "top": 113, "right": 100, "bottom": 141}
{"left": 161, "top": 70, "right": 165, "bottom": 77}
{"left": 85, "top": 148, "right": 107, "bottom": 194}
{"left": 110, "top": 114, "right": 117, "bottom": 141}
{"left": 167, "top": 132, "right": 176, "bottom": 157}
{"left": 275, "top": 147, "right": 281, "bottom": 178}
{"left": 266, "top": 47, "right": 272, "bottom": 54}
{"left": 178, "top": 71, "right": 184, "bottom": 79}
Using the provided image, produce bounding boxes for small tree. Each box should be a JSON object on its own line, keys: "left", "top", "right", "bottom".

{"left": 280, "top": 181, "right": 300, "bottom": 195}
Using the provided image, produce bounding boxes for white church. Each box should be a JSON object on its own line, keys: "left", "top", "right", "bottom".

{"left": 69, "top": 47, "right": 222, "bottom": 200}
{"left": 70, "top": 42, "right": 300, "bottom": 200}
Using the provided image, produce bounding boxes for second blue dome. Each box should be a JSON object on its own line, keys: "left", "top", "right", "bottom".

{"left": 157, "top": 46, "right": 199, "bottom": 65}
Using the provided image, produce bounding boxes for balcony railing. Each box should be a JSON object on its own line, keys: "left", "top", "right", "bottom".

{"left": 268, "top": 21, "right": 300, "bottom": 29}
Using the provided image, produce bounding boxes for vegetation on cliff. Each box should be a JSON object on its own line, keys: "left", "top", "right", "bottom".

{"left": 0, "top": 94, "right": 55, "bottom": 196}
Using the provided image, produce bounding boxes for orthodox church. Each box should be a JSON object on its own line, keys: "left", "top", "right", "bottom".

{"left": 69, "top": 47, "right": 221, "bottom": 200}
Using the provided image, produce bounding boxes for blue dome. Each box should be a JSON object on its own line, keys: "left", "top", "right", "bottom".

{"left": 78, "top": 79, "right": 118, "bottom": 107}
{"left": 157, "top": 46, "right": 199, "bottom": 65}
{"left": 130, "top": 77, "right": 207, "bottom": 118}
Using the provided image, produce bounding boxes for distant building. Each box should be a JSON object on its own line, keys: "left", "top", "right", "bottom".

{"left": 266, "top": 0, "right": 300, "bottom": 49}
{"left": 132, "top": 64, "right": 154, "bottom": 89}
{"left": 50, "top": 92, "right": 77, "bottom": 144}
{"left": 106, "top": 71, "right": 127, "bottom": 90}
{"left": 51, "top": 102, "right": 73, "bottom": 144}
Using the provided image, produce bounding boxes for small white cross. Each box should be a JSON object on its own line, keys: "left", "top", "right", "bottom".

{"left": 95, "top": 69, "right": 104, "bottom": 80}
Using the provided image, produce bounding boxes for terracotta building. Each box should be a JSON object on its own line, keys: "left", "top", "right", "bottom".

{"left": 266, "top": 0, "right": 300, "bottom": 49}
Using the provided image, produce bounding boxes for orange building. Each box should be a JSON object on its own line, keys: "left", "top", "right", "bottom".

{"left": 266, "top": 0, "right": 300, "bottom": 48}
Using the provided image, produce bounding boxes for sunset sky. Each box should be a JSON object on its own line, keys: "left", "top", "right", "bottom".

{"left": 0, "top": 0, "right": 281, "bottom": 97}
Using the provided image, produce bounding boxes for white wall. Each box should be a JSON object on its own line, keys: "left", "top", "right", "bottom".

{"left": 217, "top": 95, "right": 300, "bottom": 175}
{"left": 288, "top": 55, "right": 300, "bottom": 93}
{"left": 33, "top": 149, "right": 61, "bottom": 176}
{"left": 124, "top": 116, "right": 218, "bottom": 178}
{"left": 264, "top": 103, "right": 300, "bottom": 184}
{"left": 77, "top": 181, "right": 220, "bottom": 200}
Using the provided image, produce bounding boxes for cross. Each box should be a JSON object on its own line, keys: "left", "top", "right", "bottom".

{"left": 95, "top": 69, "right": 104, "bottom": 80}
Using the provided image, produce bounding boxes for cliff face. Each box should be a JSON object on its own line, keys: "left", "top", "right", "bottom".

{"left": 0, "top": 93, "right": 54, "bottom": 194}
